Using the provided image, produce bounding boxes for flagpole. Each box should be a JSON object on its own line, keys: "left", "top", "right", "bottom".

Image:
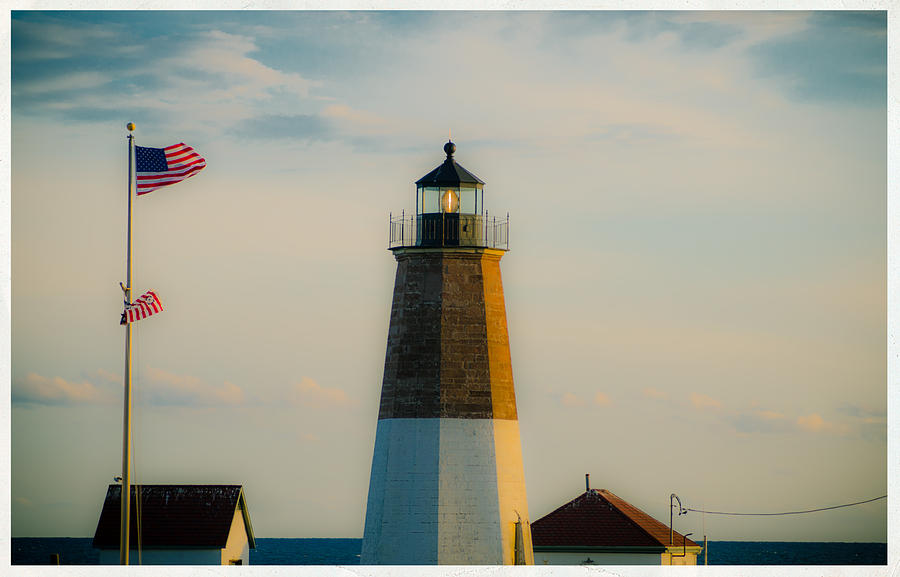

{"left": 120, "top": 122, "right": 136, "bottom": 565}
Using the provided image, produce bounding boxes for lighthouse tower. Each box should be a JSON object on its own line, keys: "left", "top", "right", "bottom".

{"left": 361, "top": 141, "right": 533, "bottom": 565}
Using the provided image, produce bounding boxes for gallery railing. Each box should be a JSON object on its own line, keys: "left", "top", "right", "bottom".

{"left": 389, "top": 211, "right": 509, "bottom": 250}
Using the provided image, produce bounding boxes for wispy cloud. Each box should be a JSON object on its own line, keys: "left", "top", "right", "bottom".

{"left": 161, "top": 30, "right": 316, "bottom": 101}
{"left": 560, "top": 392, "right": 586, "bottom": 407}
{"left": 642, "top": 387, "right": 669, "bottom": 400}
{"left": 229, "top": 113, "right": 333, "bottom": 141}
{"left": 14, "top": 71, "right": 110, "bottom": 95}
{"left": 322, "top": 104, "right": 385, "bottom": 126}
{"left": 289, "top": 377, "right": 356, "bottom": 409}
{"left": 835, "top": 403, "right": 886, "bottom": 442}
{"left": 12, "top": 372, "right": 114, "bottom": 406}
{"left": 12, "top": 20, "right": 321, "bottom": 133}
{"left": 587, "top": 122, "right": 680, "bottom": 145}
{"left": 796, "top": 413, "right": 850, "bottom": 435}
{"left": 691, "top": 392, "right": 723, "bottom": 410}
{"left": 142, "top": 367, "right": 245, "bottom": 407}
{"left": 749, "top": 11, "right": 886, "bottom": 106}
{"left": 836, "top": 403, "right": 885, "bottom": 420}
{"left": 12, "top": 16, "right": 124, "bottom": 61}
{"left": 730, "top": 409, "right": 790, "bottom": 434}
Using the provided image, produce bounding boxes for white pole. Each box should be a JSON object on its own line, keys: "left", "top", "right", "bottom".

{"left": 120, "top": 122, "right": 135, "bottom": 565}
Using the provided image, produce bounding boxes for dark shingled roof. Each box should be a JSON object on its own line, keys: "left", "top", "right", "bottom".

{"left": 92, "top": 485, "right": 256, "bottom": 550}
{"left": 531, "top": 489, "right": 699, "bottom": 549}
{"left": 415, "top": 141, "right": 485, "bottom": 187}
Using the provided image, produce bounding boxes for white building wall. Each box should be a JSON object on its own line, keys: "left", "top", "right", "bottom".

{"left": 535, "top": 551, "right": 663, "bottom": 565}
{"left": 99, "top": 548, "right": 221, "bottom": 565}
{"left": 662, "top": 549, "right": 701, "bottom": 565}
{"left": 220, "top": 509, "right": 250, "bottom": 565}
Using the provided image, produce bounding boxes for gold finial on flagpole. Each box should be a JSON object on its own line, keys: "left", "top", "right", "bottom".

{"left": 126, "top": 122, "right": 135, "bottom": 132}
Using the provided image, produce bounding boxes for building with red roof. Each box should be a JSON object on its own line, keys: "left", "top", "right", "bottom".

{"left": 531, "top": 480, "right": 702, "bottom": 565}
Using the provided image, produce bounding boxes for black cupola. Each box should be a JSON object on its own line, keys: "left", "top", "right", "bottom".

{"left": 415, "top": 140, "right": 485, "bottom": 217}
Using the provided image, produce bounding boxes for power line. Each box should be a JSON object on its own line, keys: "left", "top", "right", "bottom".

{"left": 683, "top": 495, "right": 887, "bottom": 516}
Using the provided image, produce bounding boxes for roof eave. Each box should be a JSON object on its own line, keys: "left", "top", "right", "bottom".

{"left": 415, "top": 161, "right": 485, "bottom": 187}
{"left": 237, "top": 488, "right": 257, "bottom": 549}
{"left": 533, "top": 545, "right": 668, "bottom": 554}
{"left": 664, "top": 545, "right": 704, "bottom": 553}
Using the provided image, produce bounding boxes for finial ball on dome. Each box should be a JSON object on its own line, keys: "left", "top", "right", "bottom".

{"left": 444, "top": 141, "right": 456, "bottom": 156}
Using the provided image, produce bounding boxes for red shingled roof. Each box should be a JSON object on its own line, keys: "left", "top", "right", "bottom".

{"left": 92, "top": 485, "right": 255, "bottom": 550}
{"left": 531, "top": 489, "right": 699, "bottom": 549}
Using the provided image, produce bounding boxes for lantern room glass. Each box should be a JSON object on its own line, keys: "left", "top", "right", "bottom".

{"left": 417, "top": 185, "right": 483, "bottom": 216}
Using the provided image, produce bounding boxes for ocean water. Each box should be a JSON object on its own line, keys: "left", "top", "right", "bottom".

{"left": 10, "top": 538, "right": 887, "bottom": 566}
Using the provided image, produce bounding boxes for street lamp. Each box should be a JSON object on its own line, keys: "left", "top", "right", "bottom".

{"left": 670, "top": 493, "right": 686, "bottom": 545}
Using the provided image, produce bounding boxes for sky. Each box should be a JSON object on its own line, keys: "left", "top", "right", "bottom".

{"left": 5, "top": 6, "right": 893, "bottom": 551}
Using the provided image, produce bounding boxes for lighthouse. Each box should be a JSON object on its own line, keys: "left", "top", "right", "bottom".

{"left": 361, "top": 141, "right": 533, "bottom": 565}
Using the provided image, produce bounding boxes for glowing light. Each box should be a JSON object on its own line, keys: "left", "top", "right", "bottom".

{"left": 441, "top": 188, "right": 459, "bottom": 213}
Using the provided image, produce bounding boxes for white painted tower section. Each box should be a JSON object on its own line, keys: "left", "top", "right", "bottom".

{"left": 362, "top": 418, "right": 532, "bottom": 564}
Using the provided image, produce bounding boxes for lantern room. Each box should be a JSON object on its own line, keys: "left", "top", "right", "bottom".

{"left": 416, "top": 141, "right": 485, "bottom": 218}
{"left": 389, "top": 140, "right": 508, "bottom": 249}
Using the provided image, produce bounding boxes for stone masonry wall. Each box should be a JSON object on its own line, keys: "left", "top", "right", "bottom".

{"left": 377, "top": 248, "right": 518, "bottom": 420}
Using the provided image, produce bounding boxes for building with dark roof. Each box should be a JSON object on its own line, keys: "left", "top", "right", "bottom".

{"left": 92, "top": 484, "right": 255, "bottom": 565}
{"left": 531, "top": 484, "right": 702, "bottom": 565}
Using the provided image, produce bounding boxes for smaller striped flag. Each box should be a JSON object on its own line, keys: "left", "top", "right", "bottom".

{"left": 120, "top": 290, "right": 164, "bottom": 325}
{"left": 135, "top": 143, "right": 206, "bottom": 195}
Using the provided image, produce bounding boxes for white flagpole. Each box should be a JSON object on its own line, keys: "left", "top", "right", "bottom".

{"left": 120, "top": 122, "right": 136, "bottom": 565}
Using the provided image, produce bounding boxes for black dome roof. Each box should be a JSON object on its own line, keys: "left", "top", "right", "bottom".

{"left": 415, "top": 141, "right": 485, "bottom": 187}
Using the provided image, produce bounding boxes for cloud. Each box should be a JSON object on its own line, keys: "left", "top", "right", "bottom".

{"left": 642, "top": 387, "right": 669, "bottom": 400}
{"left": 159, "top": 30, "right": 316, "bottom": 100}
{"left": 730, "top": 409, "right": 790, "bottom": 434}
{"left": 290, "top": 377, "right": 356, "bottom": 409}
{"left": 691, "top": 392, "right": 722, "bottom": 410}
{"left": 796, "top": 413, "right": 850, "bottom": 435}
{"left": 588, "top": 122, "right": 680, "bottom": 145}
{"left": 12, "top": 372, "right": 113, "bottom": 406}
{"left": 560, "top": 392, "right": 586, "bottom": 407}
{"left": 12, "top": 20, "right": 321, "bottom": 133}
{"left": 91, "top": 368, "right": 121, "bottom": 385}
{"left": 14, "top": 71, "right": 111, "bottom": 95}
{"left": 834, "top": 404, "right": 886, "bottom": 442}
{"left": 620, "top": 12, "right": 743, "bottom": 51}
{"left": 836, "top": 403, "right": 886, "bottom": 420}
{"left": 593, "top": 392, "right": 612, "bottom": 407}
{"left": 749, "top": 12, "right": 886, "bottom": 106}
{"left": 12, "top": 16, "right": 124, "bottom": 61}
{"left": 142, "top": 367, "right": 245, "bottom": 407}
{"left": 229, "top": 114, "right": 333, "bottom": 141}
{"left": 322, "top": 104, "right": 386, "bottom": 127}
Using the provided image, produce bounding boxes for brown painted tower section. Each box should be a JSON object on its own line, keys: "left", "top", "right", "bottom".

{"left": 379, "top": 247, "right": 517, "bottom": 420}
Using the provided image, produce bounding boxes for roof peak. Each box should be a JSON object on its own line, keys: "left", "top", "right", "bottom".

{"left": 416, "top": 141, "right": 485, "bottom": 187}
{"left": 531, "top": 488, "right": 700, "bottom": 549}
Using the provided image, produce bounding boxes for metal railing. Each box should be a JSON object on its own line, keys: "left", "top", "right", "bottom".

{"left": 389, "top": 210, "right": 509, "bottom": 250}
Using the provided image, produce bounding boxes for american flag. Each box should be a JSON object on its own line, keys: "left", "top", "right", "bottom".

{"left": 121, "top": 290, "right": 164, "bottom": 324}
{"left": 135, "top": 143, "right": 206, "bottom": 195}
